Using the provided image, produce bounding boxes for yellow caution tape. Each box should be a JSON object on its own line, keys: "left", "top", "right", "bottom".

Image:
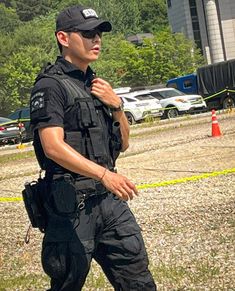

{"left": 203, "top": 89, "right": 227, "bottom": 101}
{"left": 0, "top": 118, "right": 30, "bottom": 127}
{"left": 0, "top": 168, "right": 234, "bottom": 202}
{"left": 137, "top": 168, "right": 235, "bottom": 190}
{"left": 0, "top": 197, "right": 23, "bottom": 202}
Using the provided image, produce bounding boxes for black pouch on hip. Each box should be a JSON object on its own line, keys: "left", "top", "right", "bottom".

{"left": 22, "top": 178, "right": 47, "bottom": 233}
{"left": 51, "top": 177, "right": 77, "bottom": 215}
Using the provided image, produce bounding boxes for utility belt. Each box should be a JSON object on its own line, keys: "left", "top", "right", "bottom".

{"left": 22, "top": 170, "right": 111, "bottom": 242}
{"left": 49, "top": 172, "right": 108, "bottom": 196}
{"left": 46, "top": 172, "right": 110, "bottom": 218}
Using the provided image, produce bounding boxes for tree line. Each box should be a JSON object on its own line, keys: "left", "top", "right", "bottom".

{"left": 0, "top": 0, "right": 205, "bottom": 115}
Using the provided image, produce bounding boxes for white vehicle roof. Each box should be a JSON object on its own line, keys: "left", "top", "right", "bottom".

{"left": 118, "top": 89, "right": 152, "bottom": 98}
{"left": 150, "top": 87, "right": 202, "bottom": 98}
{"left": 113, "top": 87, "right": 131, "bottom": 94}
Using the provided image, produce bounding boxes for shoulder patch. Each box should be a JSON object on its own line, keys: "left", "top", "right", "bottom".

{"left": 31, "top": 91, "right": 45, "bottom": 113}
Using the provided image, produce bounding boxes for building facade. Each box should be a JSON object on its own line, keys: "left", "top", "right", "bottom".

{"left": 166, "top": 0, "right": 235, "bottom": 64}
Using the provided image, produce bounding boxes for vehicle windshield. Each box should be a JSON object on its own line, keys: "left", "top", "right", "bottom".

{"left": 135, "top": 94, "right": 155, "bottom": 101}
{"left": 158, "top": 89, "right": 186, "bottom": 98}
{"left": 0, "top": 117, "right": 11, "bottom": 123}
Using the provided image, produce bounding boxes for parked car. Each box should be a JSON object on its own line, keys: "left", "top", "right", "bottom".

{"left": 118, "top": 90, "right": 163, "bottom": 124}
{"left": 8, "top": 107, "right": 32, "bottom": 141}
{"left": 113, "top": 87, "right": 132, "bottom": 94}
{"left": 0, "top": 117, "right": 25, "bottom": 145}
{"left": 150, "top": 88, "right": 207, "bottom": 119}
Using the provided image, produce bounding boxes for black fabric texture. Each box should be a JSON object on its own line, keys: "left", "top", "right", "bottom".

{"left": 42, "top": 193, "right": 156, "bottom": 291}
{"left": 197, "top": 59, "right": 235, "bottom": 97}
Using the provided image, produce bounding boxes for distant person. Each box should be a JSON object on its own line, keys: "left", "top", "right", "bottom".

{"left": 30, "top": 4, "right": 156, "bottom": 291}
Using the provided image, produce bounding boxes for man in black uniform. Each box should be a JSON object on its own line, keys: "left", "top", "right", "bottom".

{"left": 30, "top": 4, "right": 156, "bottom": 291}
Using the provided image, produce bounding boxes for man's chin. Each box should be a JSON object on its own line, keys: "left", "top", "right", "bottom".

{"left": 89, "top": 56, "right": 99, "bottom": 62}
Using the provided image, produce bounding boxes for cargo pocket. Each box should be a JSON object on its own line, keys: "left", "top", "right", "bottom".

{"left": 41, "top": 242, "right": 68, "bottom": 279}
{"left": 115, "top": 224, "right": 142, "bottom": 256}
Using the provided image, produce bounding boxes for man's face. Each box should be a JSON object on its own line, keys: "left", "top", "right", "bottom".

{"left": 64, "top": 29, "right": 102, "bottom": 68}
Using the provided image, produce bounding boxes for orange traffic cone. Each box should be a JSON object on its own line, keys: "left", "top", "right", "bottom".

{"left": 211, "top": 109, "right": 222, "bottom": 137}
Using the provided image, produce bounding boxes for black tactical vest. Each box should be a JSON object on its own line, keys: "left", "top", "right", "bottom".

{"left": 32, "top": 64, "right": 122, "bottom": 177}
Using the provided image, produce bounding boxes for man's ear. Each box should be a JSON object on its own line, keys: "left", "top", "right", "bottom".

{"left": 56, "top": 31, "right": 69, "bottom": 48}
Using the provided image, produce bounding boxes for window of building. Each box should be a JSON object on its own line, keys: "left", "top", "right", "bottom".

{"left": 167, "top": 0, "right": 172, "bottom": 8}
{"left": 189, "top": 0, "right": 202, "bottom": 52}
{"left": 192, "top": 22, "right": 200, "bottom": 31}
{"left": 189, "top": 0, "right": 196, "bottom": 6}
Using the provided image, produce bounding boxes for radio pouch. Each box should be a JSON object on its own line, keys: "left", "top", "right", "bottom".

{"left": 22, "top": 178, "right": 47, "bottom": 234}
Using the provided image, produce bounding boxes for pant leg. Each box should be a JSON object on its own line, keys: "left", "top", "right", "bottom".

{"left": 41, "top": 238, "right": 93, "bottom": 291}
{"left": 94, "top": 194, "right": 157, "bottom": 291}
{"left": 41, "top": 189, "right": 103, "bottom": 291}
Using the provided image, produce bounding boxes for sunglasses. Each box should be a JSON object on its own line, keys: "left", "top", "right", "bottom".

{"left": 75, "top": 29, "right": 102, "bottom": 39}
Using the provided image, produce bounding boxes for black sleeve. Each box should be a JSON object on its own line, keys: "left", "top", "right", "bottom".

{"left": 30, "top": 77, "right": 66, "bottom": 131}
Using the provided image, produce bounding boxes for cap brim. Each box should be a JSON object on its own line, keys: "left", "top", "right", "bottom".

{"left": 74, "top": 19, "right": 112, "bottom": 32}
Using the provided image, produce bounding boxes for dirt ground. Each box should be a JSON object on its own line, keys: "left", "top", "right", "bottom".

{"left": 0, "top": 110, "right": 235, "bottom": 290}
{"left": 117, "top": 110, "right": 235, "bottom": 183}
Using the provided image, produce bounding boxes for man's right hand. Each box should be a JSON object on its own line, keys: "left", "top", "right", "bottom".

{"left": 101, "top": 170, "right": 138, "bottom": 201}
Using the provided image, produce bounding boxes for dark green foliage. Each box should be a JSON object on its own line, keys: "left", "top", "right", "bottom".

{"left": 137, "top": 0, "right": 168, "bottom": 32}
{"left": 7, "top": 0, "right": 56, "bottom": 21}
{"left": 0, "top": 3, "right": 21, "bottom": 33}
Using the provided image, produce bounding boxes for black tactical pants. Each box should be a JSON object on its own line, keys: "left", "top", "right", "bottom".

{"left": 42, "top": 192, "right": 156, "bottom": 291}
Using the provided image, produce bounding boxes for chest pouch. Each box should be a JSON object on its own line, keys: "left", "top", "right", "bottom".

{"left": 64, "top": 131, "right": 86, "bottom": 156}
{"left": 76, "top": 98, "right": 98, "bottom": 128}
{"left": 86, "top": 127, "right": 108, "bottom": 164}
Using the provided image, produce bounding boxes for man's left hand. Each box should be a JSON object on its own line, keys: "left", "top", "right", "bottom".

{"left": 91, "top": 78, "right": 122, "bottom": 109}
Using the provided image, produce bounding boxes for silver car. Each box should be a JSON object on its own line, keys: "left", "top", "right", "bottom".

{"left": 0, "top": 117, "right": 25, "bottom": 145}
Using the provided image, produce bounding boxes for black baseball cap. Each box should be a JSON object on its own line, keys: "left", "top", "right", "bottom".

{"left": 56, "top": 5, "right": 112, "bottom": 33}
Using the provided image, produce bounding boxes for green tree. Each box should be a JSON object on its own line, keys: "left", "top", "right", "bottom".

{"left": 93, "top": 34, "right": 136, "bottom": 87}
{"left": 10, "top": 0, "right": 55, "bottom": 21}
{"left": 0, "top": 1, "right": 12, "bottom": 7}
{"left": 93, "top": 0, "right": 141, "bottom": 34}
{"left": 0, "top": 3, "right": 20, "bottom": 33}
{"left": 93, "top": 30, "right": 205, "bottom": 88}
{"left": 12, "top": 13, "right": 57, "bottom": 56}
{"left": 0, "top": 46, "right": 49, "bottom": 115}
{"left": 152, "top": 29, "right": 205, "bottom": 82}
{"left": 137, "top": 0, "right": 168, "bottom": 32}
